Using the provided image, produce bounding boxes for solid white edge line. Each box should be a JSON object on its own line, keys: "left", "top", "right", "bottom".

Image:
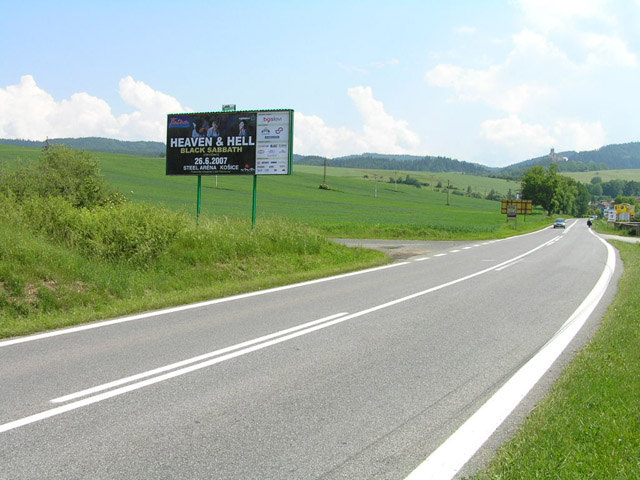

{"left": 404, "top": 230, "right": 616, "bottom": 480}
{"left": 0, "top": 262, "right": 408, "bottom": 348}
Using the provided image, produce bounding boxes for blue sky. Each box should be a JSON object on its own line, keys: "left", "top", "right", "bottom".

{"left": 1, "top": 0, "right": 639, "bottom": 167}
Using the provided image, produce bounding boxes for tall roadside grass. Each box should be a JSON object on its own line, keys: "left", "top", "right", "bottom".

{"left": 469, "top": 241, "right": 640, "bottom": 479}
{"left": 0, "top": 147, "right": 387, "bottom": 338}
{"left": 314, "top": 217, "right": 551, "bottom": 240}
{"left": 0, "top": 198, "right": 387, "bottom": 338}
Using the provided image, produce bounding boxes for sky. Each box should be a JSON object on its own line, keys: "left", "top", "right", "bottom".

{"left": 1, "top": 0, "right": 639, "bottom": 168}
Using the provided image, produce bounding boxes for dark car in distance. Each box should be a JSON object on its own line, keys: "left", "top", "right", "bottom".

{"left": 553, "top": 218, "right": 566, "bottom": 228}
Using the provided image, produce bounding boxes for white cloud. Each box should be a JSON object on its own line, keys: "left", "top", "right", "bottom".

{"left": 425, "top": 0, "right": 637, "bottom": 159}
{"left": 518, "top": 0, "right": 613, "bottom": 33}
{"left": 294, "top": 86, "right": 422, "bottom": 157}
{"left": 481, "top": 115, "right": 605, "bottom": 156}
{"left": 425, "top": 63, "right": 552, "bottom": 114}
{"left": 481, "top": 115, "right": 554, "bottom": 150}
{"left": 0, "top": 75, "right": 184, "bottom": 142}
{"left": 293, "top": 113, "right": 359, "bottom": 157}
{"left": 552, "top": 119, "right": 606, "bottom": 151}
{"left": 1, "top": 76, "right": 419, "bottom": 159}
{"left": 517, "top": 0, "right": 637, "bottom": 69}
{"left": 583, "top": 33, "right": 637, "bottom": 68}
{"left": 116, "top": 76, "right": 184, "bottom": 141}
{"left": 348, "top": 86, "right": 421, "bottom": 153}
{"left": 0, "top": 75, "right": 56, "bottom": 138}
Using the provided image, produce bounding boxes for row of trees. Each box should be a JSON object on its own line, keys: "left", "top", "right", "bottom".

{"left": 521, "top": 164, "right": 590, "bottom": 216}
{"left": 587, "top": 177, "right": 640, "bottom": 198}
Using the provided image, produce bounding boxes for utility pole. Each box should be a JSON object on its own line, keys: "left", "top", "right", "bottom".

{"left": 446, "top": 179, "right": 450, "bottom": 206}
{"left": 323, "top": 157, "right": 327, "bottom": 185}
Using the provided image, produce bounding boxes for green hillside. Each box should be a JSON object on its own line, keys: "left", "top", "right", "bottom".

{"left": 0, "top": 137, "right": 165, "bottom": 157}
{"left": 0, "top": 144, "right": 544, "bottom": 239}
{"left": 92, "top": 152, "right": 531, "bottom": 237}
{"left": 562, "top": 169, "right": 640, "bottom": 183}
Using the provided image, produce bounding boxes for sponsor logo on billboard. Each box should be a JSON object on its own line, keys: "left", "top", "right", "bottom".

{"left": 168, "top": 117, "right": 191, "bottom": 128}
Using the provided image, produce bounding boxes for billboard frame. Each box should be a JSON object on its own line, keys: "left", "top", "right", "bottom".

{"left": 166, "top": 109, "right": 294, "bottom": 177}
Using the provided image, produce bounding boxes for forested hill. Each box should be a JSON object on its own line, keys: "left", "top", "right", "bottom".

{"left": 0, "top": 137, "right": 165, "bottom": 157}
{"left": 499, "top": 142, "right": 640, "bottom": 178}
{"left": 294, "top": 153, "right": 492, "bottom": 176}
{"left": 567, "top": 142, "right": 640, "bottom": 169}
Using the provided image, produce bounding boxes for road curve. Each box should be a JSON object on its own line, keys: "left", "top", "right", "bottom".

{"left": 0, "top": 221, "right": 621, "bottom": 479}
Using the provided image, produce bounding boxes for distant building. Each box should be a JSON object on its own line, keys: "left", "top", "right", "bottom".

{"left": 549, "top": 148, "right": 568, "bottom": 162}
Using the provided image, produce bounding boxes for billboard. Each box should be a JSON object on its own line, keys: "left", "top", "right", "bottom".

{"left": 166, "top": 109, "right": 293, "bottom": 176}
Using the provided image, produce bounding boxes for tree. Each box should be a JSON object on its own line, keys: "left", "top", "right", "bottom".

{"left": 588, "top": 182, "right": 603, "bottom": 197}
{"left": 521, "top": 164, "right": 588, "bottom": 216}
{"left": 602, "top": 179, "right": 625, "bottom": 198}
{"left": 623, "top": 180, "right": 640, "bottom": 196}
{"left": 485, "top": 189, "right": 503, "bottom": 201}
{"left": 575, "top": 183, "right": 590, "bottom": 217}
{"left": 521, "top": 165, "right": 557, "bottom": 215}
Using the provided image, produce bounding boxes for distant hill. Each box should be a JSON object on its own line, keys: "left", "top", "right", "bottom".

{"left": 2, "top": 137, "right": 639, "bottom": 178}
{"left": 296, "top": 143, "right": 640, "bottom": 178}
{"left": 294, "top": 153, "right": 493, "bottom": 176}
{"left": 0, "top": 137, "right": 165, "bottom": 157}
{"left": 499, "top": 142, "right": 640, "bottom": 178}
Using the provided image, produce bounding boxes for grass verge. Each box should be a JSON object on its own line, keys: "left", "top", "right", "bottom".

{"left": 468, "top": 240, "right": 640, "bottom": 479}
{"left": 0, "top": 213, "right": 388, "bottom": 339}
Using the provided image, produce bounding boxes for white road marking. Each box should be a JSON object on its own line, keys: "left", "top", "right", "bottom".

{"left": 404, "top": 231, "right": 616, "bottom": 480}
{"left": 434, "top": 253, "right": 447, "bottom": 257}
{"left": 51, "top": 312, "right": 350, "bottom": 404}
{"left": 0, "top": 234, "right": 562, "bottom": 434}
{"left": 495, "top": 259, "right": 523, "bottom": 271}
{"left": 0, "top": 263, "right": 408, "bottom": 348}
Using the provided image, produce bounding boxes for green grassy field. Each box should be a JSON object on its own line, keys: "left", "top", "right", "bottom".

{"left": 100, "top": 155, "right": 552, "bottom": 238}
{"left": 562, "top": 169, "right": 640, "bottom": 183}
{"left": 0, "top": 144, "right": 546, "bottom": 239}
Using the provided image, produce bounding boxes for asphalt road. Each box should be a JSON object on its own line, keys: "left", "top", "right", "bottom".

{"left": 0, "top": 221, "right": 620, "bottom": 479}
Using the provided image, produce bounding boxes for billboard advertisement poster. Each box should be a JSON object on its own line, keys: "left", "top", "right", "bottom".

{"left": 256, "top": 111, "right": 291, "bottom": 175}
{"left": 166, "top": 109, "right": 293, "bottom": 176}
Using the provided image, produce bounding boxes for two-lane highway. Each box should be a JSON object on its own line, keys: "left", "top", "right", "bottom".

{"left": 0, "top": 221, "right": 619, "bottom": 479}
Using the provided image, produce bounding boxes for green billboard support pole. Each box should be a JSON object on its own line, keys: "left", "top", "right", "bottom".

{"left": 251, "top": 175, "right": 258, "bottom": 230}
{"left": 196, "top": 175, "right": 202, "bottom": 225}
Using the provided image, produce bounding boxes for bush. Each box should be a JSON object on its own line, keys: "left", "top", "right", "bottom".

{"left": 15, "top": 195, "right": 187, "bottom": 265}
{"left": 0, "top": 145, "right": 124, "bottom": 208}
